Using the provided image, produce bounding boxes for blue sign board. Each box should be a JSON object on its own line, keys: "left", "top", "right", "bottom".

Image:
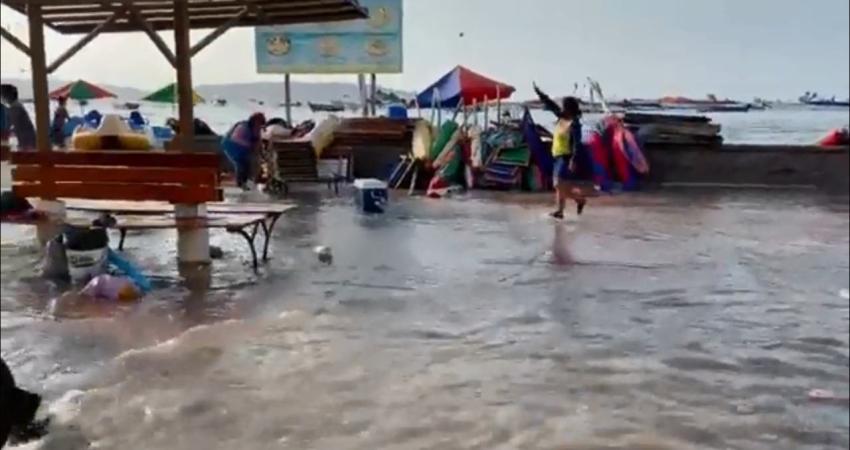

{"left": 255, "top": 0, "right": 402, "bottom": 74}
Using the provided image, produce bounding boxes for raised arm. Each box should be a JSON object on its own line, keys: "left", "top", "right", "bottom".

{"left": 533, "top": 83, "right": 562, "bottom": 119}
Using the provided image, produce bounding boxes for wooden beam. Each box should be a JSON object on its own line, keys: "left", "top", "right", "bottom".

{"left": 46, "top": 8, "right": 125, "bottom": 73}
{"left": 127, "top": 4, "right": 176, "bottom": 67}
{"left": 13, "top": 166, "right": 219, "bottom": 186}
{"left": 189, "top": 7, "right": 249, "bottom": 57}
{"left": 174, "top": 0, "right": 195, "bottom": 151}
{"left": 50, "top": 10, "right": 363, "bottom": 34}
{"left": 13, "top": 183, "right": 223, "bottom": 204}
{"left": 36, "top": 0, "right": 352, "bottom": 18}
{"left": 0, "top": 27, "right": 31, "bottom": 57}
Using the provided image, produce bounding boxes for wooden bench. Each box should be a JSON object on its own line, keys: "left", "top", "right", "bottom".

{"left": 60, "top": 200, "right": 296, "bottom": 270}
{"left": 10, "top": 151, "right": 222, "bottom": 203}
{"left": 263, "top": 140, "right": 346, "bottom": 196}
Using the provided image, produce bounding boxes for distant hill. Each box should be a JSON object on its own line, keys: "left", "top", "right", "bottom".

{"left": 0, "top": 77, "right": 414, "bottom": 104}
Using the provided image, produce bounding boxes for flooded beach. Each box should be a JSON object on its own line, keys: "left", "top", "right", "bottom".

{"left": 2, "top": 189, "right": 848, "bottom": 450}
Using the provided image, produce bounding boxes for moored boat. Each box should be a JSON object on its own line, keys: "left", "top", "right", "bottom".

{"left": 308, "top": 101, "right": 345, "bottom": 113}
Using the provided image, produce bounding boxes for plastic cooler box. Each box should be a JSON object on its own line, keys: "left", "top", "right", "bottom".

{"left": 353, "top": 179, "right": 388, "bottom": 214}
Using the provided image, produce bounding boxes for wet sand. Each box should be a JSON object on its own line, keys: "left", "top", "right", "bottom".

{"left": 1, "top": 188, "right": 848, "bottom": 449}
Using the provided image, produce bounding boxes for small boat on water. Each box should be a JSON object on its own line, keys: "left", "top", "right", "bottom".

{"left": 214, "top": 98, "right": 227, "bottom": 106}
{"left": 114, "top": 101, "right": 140, "bottom": 110}
{"left": 697, "top": 103, "right": 751, "bottom": 113}
{"left": 799, "top": 92, "right": 850, "bottom": 108}
{"left": 308, "top": 101, "right": 345, "bottom": 113}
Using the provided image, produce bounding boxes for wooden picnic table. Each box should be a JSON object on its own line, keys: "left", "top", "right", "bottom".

{"left": 63, "top": 213, "right": 280, "bottom": 270}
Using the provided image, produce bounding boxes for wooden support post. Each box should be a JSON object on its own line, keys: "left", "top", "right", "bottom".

{"left": 284, "top": 73, "right": 292, "bottom": 125}
{"left": 28, "top": 3, "right": 64, "bottom": 240}
{"left": 47, "top": 9, "right": 123, "bottom": 74}
{"left": 173, "top": 1, "right": 209, "bottom": 266}
{"left": 174, "top": 1, "right": 194, "bottom": 151}
{"left": 0, "top": 27, "right": 30, "bottom": 57}
{"left": 190, "top": 7, "right": 249, "bottom": 57}
{"left": 27, "top": 4, "right": 50, "bottom": 155}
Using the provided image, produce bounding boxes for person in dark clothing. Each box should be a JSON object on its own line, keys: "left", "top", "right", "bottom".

{"left": 166, "top": 117, "right": 216, "bottom": 136}
{"left": 1, "top": 357, "right": 48, "bottom": 447}
{"left": 0, "top": 84, "right": 37, "bottom": 151}
{"left": 51, "top": 96, "right": 69, "bottom": 149}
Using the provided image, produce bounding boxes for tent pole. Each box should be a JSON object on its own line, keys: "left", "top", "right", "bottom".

{"left": 370, "top": 73, "right": 377, "bottom": 117}
{"left": 358, "top": 74, "right": 367, "bottom": 117}
{"left": 496, "top": 86, "right": 501, "bottom": 126}
{"left": 483, "top": 95, "right": 489, "bottom": 128}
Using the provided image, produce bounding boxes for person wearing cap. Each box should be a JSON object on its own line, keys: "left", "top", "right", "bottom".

{"left": 221, "top": 113, "right": 265, "bottom": 190}
{"left": 51, "top": 96, "right": 69, "bottom": 149}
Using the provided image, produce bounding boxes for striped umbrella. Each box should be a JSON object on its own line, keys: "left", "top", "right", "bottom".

{"left": 49, "top": 79, "right": 117, "bottom": 101}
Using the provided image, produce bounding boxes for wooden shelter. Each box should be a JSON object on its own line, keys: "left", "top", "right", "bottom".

{"left": 0, "top": 0, "right": 367, "bottom": 267}
{"left": 0, "top": 0, "right": 368, "bottom": 153}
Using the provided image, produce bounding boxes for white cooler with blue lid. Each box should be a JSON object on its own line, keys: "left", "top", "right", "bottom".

{"left": 353, "top": 179, "right": 388, "bottom": 214}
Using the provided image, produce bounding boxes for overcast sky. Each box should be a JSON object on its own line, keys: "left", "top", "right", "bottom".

{"left": 2, "top": 0, "right": 848, "bottom": 100}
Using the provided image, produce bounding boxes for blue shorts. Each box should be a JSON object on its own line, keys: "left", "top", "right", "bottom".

{"left": 553, "top": 156, "right": 576, "bottom": 183}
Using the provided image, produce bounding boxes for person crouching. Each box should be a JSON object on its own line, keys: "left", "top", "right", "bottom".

{"left": 221, "top": 113, "right": 265, "bottom": 190}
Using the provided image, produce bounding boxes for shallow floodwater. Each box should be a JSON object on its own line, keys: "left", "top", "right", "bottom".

{"left": 2, "top": 189, "right": 849, "bottom": 449}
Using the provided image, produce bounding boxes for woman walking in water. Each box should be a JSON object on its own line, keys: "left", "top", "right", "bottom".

{"left": 533, "top": 83, "right": 587, "bottom": 219}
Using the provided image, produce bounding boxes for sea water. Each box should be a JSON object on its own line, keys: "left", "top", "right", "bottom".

{"left": 17, "top": 100, "right": 850, "bottom": 145}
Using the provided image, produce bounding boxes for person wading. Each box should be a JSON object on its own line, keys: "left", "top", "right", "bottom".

{"left": 51, "top": 96, "right": 69, "bottom": 149}
{"left": 533, "top": 83, "right": 587, "bottom": 219}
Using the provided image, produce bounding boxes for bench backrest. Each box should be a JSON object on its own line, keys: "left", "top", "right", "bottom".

{"left": 11, "top": 151, "right": 222, "bottom": 204}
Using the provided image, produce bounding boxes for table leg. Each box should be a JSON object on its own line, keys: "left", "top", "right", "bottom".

{"left": 261, "top": 213, "right": 281, "bottom": 261}
{"left": 228, "top": 227, "right": 259, "bottom": 272}
{"left": 118, "top": 229, "right": 128, "bottom": 251}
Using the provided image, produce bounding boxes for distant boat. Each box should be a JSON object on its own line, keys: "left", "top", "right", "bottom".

{"left": 799, "top": 92, "right": 850, "bottom": 108}
{"left": 278, "top": 101, "right": 304, "bottom": 108}
{"left": 214, "top": 98, "right": 227, "bottom": 106}
{"left": 114, "top": 101, "right": 140, "bottom": 110}
{"left": 697, "top": 103, "right": 751, "bottom": 113}
{"left": 308, "top": 101, "right": 345, "bottom": 113}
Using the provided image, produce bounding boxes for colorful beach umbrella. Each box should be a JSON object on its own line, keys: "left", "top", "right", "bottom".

{"left": 416, "top": 65, "right": 515, "bottom": 109}
{"left": 142, "top": 83, "right": 204, "bottom": 105}
{"left": 49, "top": 79, "right": 116, "bottom": 101}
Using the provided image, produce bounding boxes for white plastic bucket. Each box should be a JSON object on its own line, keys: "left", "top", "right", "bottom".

{"left": 66, "top": 247, "right": 107, "bottom": 283}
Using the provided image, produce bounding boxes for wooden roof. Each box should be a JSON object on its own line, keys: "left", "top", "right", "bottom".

{"left": 0, "top": 0, "right": 368, "bottom": 34}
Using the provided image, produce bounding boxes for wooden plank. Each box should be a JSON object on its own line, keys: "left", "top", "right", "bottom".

{"left": 10, "top": 151, "right": 221, "bottom": 168}
{"left": 14, "top": 183, "right": 222, "bottom": 203}
{"left": 12, "top": 166, "right": 218, "bottom": 185}
{"left": 64, "top": 199, "right": 296, "bottom": 215}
